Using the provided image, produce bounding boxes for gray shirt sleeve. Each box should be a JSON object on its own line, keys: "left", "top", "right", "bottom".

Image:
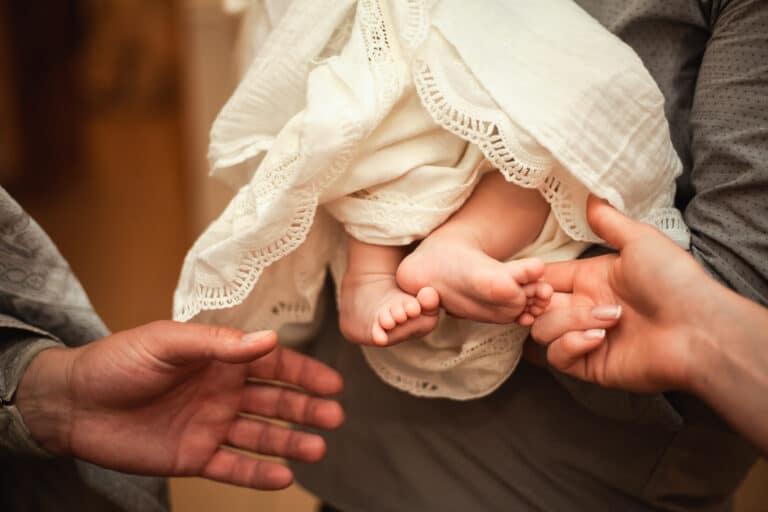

{"left": 685, "top": 0, "right": 768, "bottom": 305}
{"left": 0, "top": 317, "right": 63, "bottom": 457}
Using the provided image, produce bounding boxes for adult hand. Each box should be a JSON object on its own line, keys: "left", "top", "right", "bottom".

{"left": 529, "top": 197, "right": 768, "bottom": 454}
{"left": 528, "top": 196, "right": 718, "bottom": 393}
{"left": 15, "top": 321, "right": 344, "bottom": 490}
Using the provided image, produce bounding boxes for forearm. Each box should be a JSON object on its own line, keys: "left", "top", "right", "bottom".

{"left": 14, "top": 347, "right": 78, "bottom": 455}
{"left": 0, "top": 330, "right": 65, "bottom": 456}
{"left": 688, "top": 283, "right": 768, "bottom": 454}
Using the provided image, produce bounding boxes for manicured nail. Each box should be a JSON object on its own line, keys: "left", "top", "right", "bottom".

{"left": 241, "top": 330, "right": 274, "bottom": 344}
{"left": 584, "top": 329, "right": 606, "bottom": 340}
{"left": 592, "top": 305, "right": 622, "bottom": 320}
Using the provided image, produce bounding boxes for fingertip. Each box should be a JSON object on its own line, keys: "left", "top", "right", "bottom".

{"left": 312, "top": 400, "right": 345, "bottom": 430}
{"left": 237, "top": 330, "right": 279, "bottom": 359}
{"left": 586, "top": 194, "right": 637, "bottom": 249}
{"left": 321, "top": 370, "right": 345, "bottom": 395}
{"left": 553, "top": 330, "right": 606, "bottom": 366}
{"left": 206, "top": 329, "right": 278, "bottom": 364}
{"left": 241, "top": 329, "right": 278, "bottom": 346}
{"left": 584, "top": 328, "right": 607, "bottom": 342}
{"left": 587, "top": 194, "right": 610, "bottom": 209}
{"left": 298, "top": 435, "right": 327, "bottom": 462}
{"left": 262, "top": 464, "right": 294, "bottom": 490}
{"left": 323, "top": 400, "right": 345, "bottom": 428}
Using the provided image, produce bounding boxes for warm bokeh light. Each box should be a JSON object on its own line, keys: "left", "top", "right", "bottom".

{"left": 0, "top": 2, "right": 764, "bottom": 511}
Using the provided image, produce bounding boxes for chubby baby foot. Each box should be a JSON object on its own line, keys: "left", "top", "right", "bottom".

{"left": 339, "top": 271, "right": 439, "bottom": 346}
{"left": 396, "top": 230, "right": 546, "bottom": 324}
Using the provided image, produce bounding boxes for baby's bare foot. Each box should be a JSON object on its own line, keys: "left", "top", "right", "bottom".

{"left": 339, "top": 272, "right": 439, "bottom": 346}
{"left": 396, "top": 230, "right": 546, "bottom": 324}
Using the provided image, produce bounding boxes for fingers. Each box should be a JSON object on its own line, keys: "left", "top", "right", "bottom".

{"left": 227, "top": 417, "right": 327, "bottom": 463}
{"left": 540, "top": 260, "right": 580, "bottom": 293}
{"left": 201, "top": 447, "right": 294, "bottom": 490}
{"left": 137, "top": 321, "right": 278, "bottom": 366}
{"left": 545, "top": 329, "right": 607, "bottom": 376}
{"left": 240, "top": 384, "right": 344, "bottom": 430}
{"left": 531, "top": 301, "right": 622, "bottom": 344}
{"left": 248, "top": 347, "right": 344, "bottom": 396}
{"left": 586, "top": 195, "right": 644, "bottom": 250}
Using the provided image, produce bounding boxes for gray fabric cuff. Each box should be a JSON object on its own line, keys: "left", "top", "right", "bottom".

{"left": 1, "top": 332, "right": 64, "bottom": 457}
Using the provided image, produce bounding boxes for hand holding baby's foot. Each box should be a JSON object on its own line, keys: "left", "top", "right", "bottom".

{"left": 338, "top": 272, "right": 439, "bottom": 346}
{"left": 396, "top": 230, "right": 547, "bottom": 324}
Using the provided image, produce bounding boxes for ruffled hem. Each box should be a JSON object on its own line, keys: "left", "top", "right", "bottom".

{"left": 413, "top": 55, "right": 690, "bottom": 248}
{"left": 361, "top": 324, "right": 527, "bottom": 400}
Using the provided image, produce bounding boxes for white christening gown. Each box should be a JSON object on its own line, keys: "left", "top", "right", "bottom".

{"left": 174, "top": 0, "right": 689, "bottom": 399}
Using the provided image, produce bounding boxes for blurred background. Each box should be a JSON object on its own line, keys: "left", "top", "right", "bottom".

{"left": 0, "top": 1, "right": 765, "bottom": 511}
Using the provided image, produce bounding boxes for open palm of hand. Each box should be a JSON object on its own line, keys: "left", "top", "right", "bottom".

{"left": 19, "top": 321, "right": 344, "bottom": 490}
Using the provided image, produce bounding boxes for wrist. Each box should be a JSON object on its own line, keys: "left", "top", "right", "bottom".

{"left": 683, "top": 281, "right": 752, "bottom": 397}
{"left": 15, "top": 347, "right": 78, "bottom": 455}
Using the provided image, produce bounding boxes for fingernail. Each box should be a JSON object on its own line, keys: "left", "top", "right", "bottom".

{"left": 592, "top": 305, "right": 622, "bottom": 320}
{"left": 241, "top": 330, "right": 274, "bottom": 344}
{"left": 584, "top": 329, "right": 606, "bottom": 340}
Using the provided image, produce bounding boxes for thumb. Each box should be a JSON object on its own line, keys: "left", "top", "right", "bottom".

{"left": 133, "top": 321, "right": 278, "bottom": 366}
{"left": 586, "top": 195, "right": 643, "bottom": 250}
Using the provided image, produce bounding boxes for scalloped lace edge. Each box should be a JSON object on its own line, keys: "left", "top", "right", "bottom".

{"left": 361, "top": 326, "right": 528, "bottom": 400}
{"left": 413, "top": 59, "right": 690, "bottom": 247}
{"left": 175, "top": 0, "right": 410, "bottom": 322}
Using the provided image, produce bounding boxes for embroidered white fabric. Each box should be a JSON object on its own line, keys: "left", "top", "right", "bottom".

{"left": 175, "top": 0, "right": 690, "bottom": 399}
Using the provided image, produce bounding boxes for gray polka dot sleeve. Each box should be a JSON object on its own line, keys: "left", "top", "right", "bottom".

{"left": 685, "top": 0, "right": 768, "bottom": 306}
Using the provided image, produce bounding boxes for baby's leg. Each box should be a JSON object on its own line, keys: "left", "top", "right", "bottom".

{"left": 339, "top": 238, "right": 439, "bottom": 346}
{"left": 397, "top": 172, "right": 552, "bottom": 324}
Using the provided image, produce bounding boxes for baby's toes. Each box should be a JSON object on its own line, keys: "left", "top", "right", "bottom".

{"left": 378, "top": 309, "right": 397, "bottom": 330}
{"left": 371, "top": 322, "right": 389, "bottom": 345}
{"left": 404, "top": 297, "right": 422, "bottom": 318}
{"left": 516, "top": 311, "right": 536, "bottom": 326}
{"left": 488, "top": 272, "right": 525, "bottom": 305}
{"left": 416, "top": 287, "right": 440, "bottom": 314}
{"left": 383, "top": 312, "right": 439, "bottom": 345}
{"left": 390, "top": 303, "right": 408, "bottom": 324}
{"left": 509, "top": 258, "right": 545, "bottom": 285}
{"left": 523, "top": 281, "right": 552, "bottom": 301}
